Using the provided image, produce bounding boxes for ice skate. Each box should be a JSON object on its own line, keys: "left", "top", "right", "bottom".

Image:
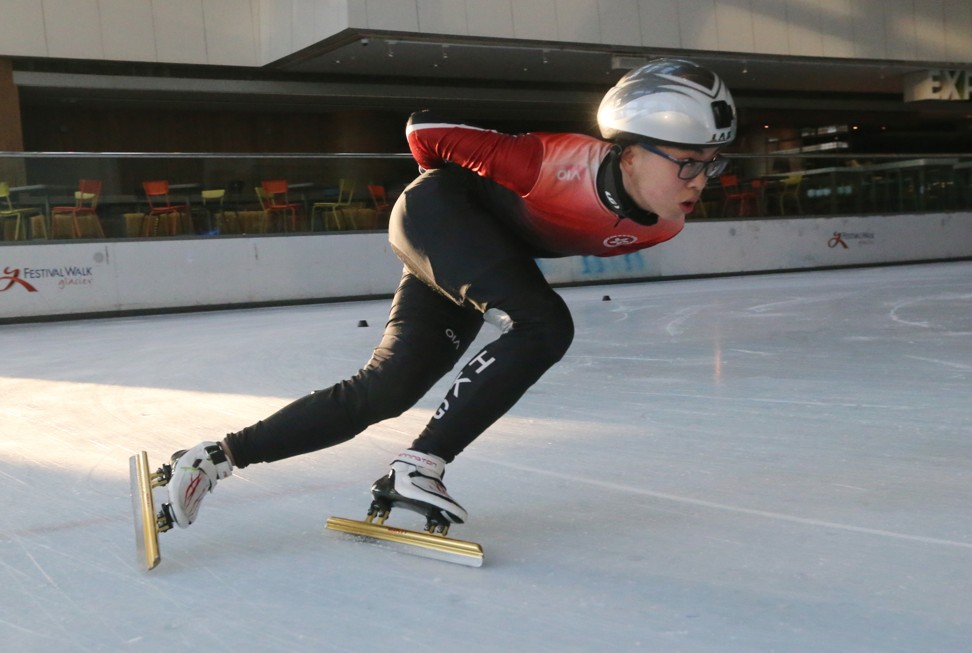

{"left": 326, "top": 450, "right": 482, "bottom": 566}
{"left": 369, "top": 450, "right": 467, "bottom": 534}
{"left": 166, "top": 441, "right": 233, "bottom": 529}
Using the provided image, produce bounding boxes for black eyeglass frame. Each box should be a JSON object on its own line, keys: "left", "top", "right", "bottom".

{"left": 638, "top": 142, "right": 729, "bottom": 180}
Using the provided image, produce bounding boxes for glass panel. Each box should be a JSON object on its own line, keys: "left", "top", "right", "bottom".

{"left": 1, "top": 151, "right": 970, "bottom": 244}
{"left": 0, "top": 152, "right": 417, "bottom": 242}
{"left": 693, "top": 152, "right": 970, "bottom": 220}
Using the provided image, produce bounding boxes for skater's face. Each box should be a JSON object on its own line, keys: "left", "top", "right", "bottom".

{"left": 620, "top": 143, "right": 721, "bottom": 220}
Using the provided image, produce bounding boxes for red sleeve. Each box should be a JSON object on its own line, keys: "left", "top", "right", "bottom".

{"left": 405, "top": 111, "right": 544, "bottom": 196}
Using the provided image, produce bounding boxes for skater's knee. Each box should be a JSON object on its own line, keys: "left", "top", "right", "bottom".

{"left": 537, "top": 305, "right": 574, "bottom": 364}
{"left": 509, "top": 293, "right": 574, "bottom": 365}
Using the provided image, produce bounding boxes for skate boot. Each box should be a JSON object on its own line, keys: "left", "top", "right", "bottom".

{"left": 370, "top": 450, "right": 467, "bottom": 534}
{"left": 166, "top": 441, "right": 233, "bottom": 528}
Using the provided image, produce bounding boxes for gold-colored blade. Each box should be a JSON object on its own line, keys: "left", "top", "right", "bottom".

{"left": 326, "top": 516, "right": 483, "bottom": 567}
{"left": 129, "top": 451, "right": 161, "bottom": 571}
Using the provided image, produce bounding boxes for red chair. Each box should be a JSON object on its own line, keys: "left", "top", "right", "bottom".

{"left": 368, "top": 183, "right": 391, "bottom": 227}
{"left": 368, "top": 184, "right": 389, "bottom": 211}
{"left": 260, "top": 179, "right": 301, "bottom": 232}
{"left": 51, "top": 179, "right": 104, "bottom": 238}
{"left": 720, "top": 174, "right": 760, "bottom": 217}
{"left": 142, "top": 180, "right": 191, "bottom": 236}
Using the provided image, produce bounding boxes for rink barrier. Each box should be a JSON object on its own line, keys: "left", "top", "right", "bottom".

{"left": 1, "top": 212, "right": 971, "bottom": 322}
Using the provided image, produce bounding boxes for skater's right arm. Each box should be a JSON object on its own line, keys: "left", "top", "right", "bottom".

{"left": 405, "top": 110, "right": 543, "bottom": 196}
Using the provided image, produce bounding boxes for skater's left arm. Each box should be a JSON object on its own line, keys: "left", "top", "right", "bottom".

{"left": 406, "top": 110, "right": 543, "bottom": 196}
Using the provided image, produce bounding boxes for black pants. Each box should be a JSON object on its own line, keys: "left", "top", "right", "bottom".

{"left": 225, "top": 167, "right": 574, "bottom": 467}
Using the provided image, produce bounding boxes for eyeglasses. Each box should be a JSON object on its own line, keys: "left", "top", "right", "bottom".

{"left": 638, "top": 142, "right": 729, "bottom": 180}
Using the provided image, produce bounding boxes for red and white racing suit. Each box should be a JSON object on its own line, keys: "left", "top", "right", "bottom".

{"left": 404, "top": 115, "right": 683, "bottom": 256}
{"left": 225, "top": 113, "right": 686, "bottom": 468}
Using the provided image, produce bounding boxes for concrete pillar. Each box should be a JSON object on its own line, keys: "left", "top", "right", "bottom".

{"left": 0, "top": 58, "right": 26, "bottom": 186}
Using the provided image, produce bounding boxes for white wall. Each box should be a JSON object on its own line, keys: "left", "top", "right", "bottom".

{"left": 0, "top": 0, "right": 263, "bottom": 66}
{"left": 1, "top": 213, "right": 970, "bottom": 322}
{"left": 537, "top": 212, "right": 972, "bottom": 283}
{"left": 0, "top": 0, "right": 970, "bottom": 67}
{"left": 0, "top": 233, "right": 403, "bottom": 320}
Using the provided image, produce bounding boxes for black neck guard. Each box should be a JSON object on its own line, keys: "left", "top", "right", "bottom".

{"left": 596, "top": 144, "right": 658, "bottom": 226}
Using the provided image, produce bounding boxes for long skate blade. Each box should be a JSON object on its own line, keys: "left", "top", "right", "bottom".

{"left": 325, "top": 516, "right": 483, "bottom": 568}
{"left": 129, "top": 452, "right": 161, "bottom": 571}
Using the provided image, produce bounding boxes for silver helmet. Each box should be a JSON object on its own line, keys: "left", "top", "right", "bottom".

{"left": 597, "top": 58, "right": 736, "bottom": 147}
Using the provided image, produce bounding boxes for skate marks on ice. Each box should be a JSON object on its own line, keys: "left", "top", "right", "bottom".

{"left": 887, "top": 292, "right": 972, "bottom": 332}
{"left": 469, "top": 455, "right": 972, "bottom": 551}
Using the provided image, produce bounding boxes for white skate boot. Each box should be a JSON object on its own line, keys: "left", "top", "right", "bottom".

{"left": 370, "top": 450, "right": 468, "bottom": 529}
{"left": 166, "top": 441, "right": 233, "bottom": 528}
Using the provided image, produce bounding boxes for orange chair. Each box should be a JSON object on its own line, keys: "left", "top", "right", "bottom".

{"left": 259, "top": 180, "right": 301, "bottom": 232}
{"left": 51, "top": 179, "right": 104, "bottom": 238}
{"left": 720, "top": 174, "right": 760, "bottom": 217}
{"left": 142, "top": 180, "right": 191, "bottom": 236}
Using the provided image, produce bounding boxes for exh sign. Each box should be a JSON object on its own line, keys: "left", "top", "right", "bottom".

{"left": 904, "top": 69, "right": 972, "bottom": 101}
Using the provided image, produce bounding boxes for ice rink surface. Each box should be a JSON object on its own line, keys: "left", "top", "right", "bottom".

{"left": 1, "top": 261, "right": 970, "bottom": 653}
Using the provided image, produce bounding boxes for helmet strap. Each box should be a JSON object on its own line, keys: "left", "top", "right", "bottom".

{"left": 597, "top": 144, "right": 658, "bottom": 226}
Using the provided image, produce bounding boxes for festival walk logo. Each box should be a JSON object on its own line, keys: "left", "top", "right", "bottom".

{"left": 828, "top": 232, "right": 849, "bottom": 249}
{"left": 828, "top": 231, "right": 875, "bottom": 249}
{"left": 0, "top": 267, "right": 38, "bottom": 293}
{"left": 1, "top": 265, "right": 96, "bottom": 293}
